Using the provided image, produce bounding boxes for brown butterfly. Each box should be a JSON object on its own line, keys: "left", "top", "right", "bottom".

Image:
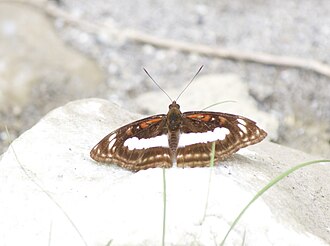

{"left": 90, "top": 67, "right": 267, "bottom": 171}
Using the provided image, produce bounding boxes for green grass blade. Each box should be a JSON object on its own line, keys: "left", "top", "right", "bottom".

{"left": 220, "top": 159, "right": 330, "bottom": 246}
{"left": 162, "top": 167, "right": 167, "bottom": 246}
{"left": 201, "top": 101, "right": 237, "bottom": 111}
{"left": 200, "top": 142, "right": 216, "bottom": 223}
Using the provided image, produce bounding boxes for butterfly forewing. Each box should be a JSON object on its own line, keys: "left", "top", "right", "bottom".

{"left": 90, "top": 114, "right": 173, "bottom": 171}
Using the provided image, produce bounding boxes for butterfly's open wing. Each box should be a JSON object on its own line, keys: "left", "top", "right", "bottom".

{"left": 176, "top": 111, "right": 267, "bottom": 167}
{"left": 90, "top": 114, "right": 172, "bottom": 171}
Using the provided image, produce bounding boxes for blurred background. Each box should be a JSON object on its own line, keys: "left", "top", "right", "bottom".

{"left": 0, "top": 0, "right": 329, "bottom": 157}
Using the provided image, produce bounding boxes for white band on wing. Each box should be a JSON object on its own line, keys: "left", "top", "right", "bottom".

{"left": 124, "top": 134, "right": 168, "bottom": 150}
{"left": 178, "top": 127, "right": 230, "bottom": 147}
{"left": 123, "top": 127, "right": 230, "bottom": 150}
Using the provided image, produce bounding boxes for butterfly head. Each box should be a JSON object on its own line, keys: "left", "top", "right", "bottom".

{"left": 167, "top": 101, "right": 182, "bottom": 131}
{"left": 168, "top": 100, "right": 180, "bottom": 110}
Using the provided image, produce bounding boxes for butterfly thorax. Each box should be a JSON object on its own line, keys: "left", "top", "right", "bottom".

{"left": 167, "top": 101, "right": 183, "bottom": 131}
{"left": 166, "top": 101, "right": 183, "bottom": 164}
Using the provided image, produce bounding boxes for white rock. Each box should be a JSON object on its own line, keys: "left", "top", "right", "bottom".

{"left": 0, "top": 98, "right": 328, "bottom": 246}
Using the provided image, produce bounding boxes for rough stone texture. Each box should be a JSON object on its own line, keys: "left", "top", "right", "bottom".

{"left": 0, "top": 98, "right": 329, "bottom": 246}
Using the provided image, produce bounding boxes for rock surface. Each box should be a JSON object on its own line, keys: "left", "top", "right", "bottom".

{"left": 0, "top": 98, "right": 329, "bottom": 246}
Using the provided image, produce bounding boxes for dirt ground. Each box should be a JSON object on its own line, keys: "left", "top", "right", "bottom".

{"left": 0, "top": 0, "right": 329, "bottom": 158}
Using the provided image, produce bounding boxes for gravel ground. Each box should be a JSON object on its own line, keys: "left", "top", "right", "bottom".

{"left": 0, "top": 0, "right": 329, "bottom": 157}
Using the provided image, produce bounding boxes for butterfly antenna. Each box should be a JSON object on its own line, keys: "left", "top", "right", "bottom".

{"left": 201, "top": 100, "right": 237, "bottom": 111}
{"left": 143, "top": 68, "right": 173, "bottom": 102}
{"left": 175, "top": 65, "right": 204, "bottom": 102}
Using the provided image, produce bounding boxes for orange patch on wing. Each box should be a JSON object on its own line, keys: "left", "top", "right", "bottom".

{"left": 146, "top": 118, "right": 162, "bottom": 124}
{"left": 200, "top": 114, "right": 211, "bottom": 121}
{"left": 186, "top": 114, "right": 204, "bottom": 119}
{"left": 139, "top": 118, "right": 162, "bottom": 128}
{"left": 125, "top": 127, "right": 133, "bottom": 136}
{"left": 187, "top": 114, "right": 211, "bottom": 121}
{"left": 139, "top": 122, "right": 149, "bottom": 128}
{"left": 218, "top": 116, "right": 227, "bottom": 125}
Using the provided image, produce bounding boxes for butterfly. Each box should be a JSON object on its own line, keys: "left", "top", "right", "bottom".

{"left": 90, "top": 67, "right": 267, "bottom": 171}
